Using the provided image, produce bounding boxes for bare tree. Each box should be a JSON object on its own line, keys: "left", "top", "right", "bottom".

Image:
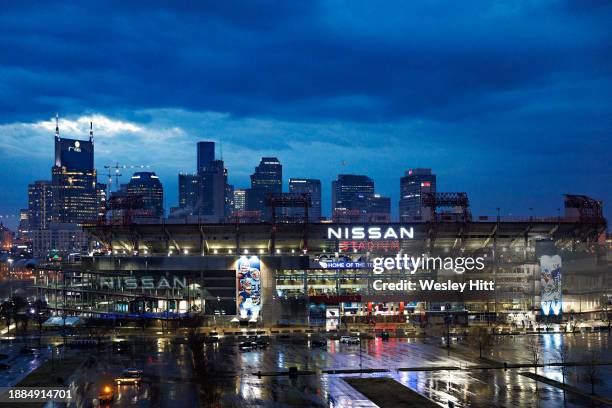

{"left": 467, "top": 326, "right": 494, "bottom": 358}
{"left": 582, "top": 351, "right": 601, "bottom": 395}
{"left": 526, "top": 336, "right": 542, "bottom": 374}
{"left": 0, "top": 300, "right": 13, "bottom": 336}
{"left": 554, "top": 344, "right": 571, "bottom": 403}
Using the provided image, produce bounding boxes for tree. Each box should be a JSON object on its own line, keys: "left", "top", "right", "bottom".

{"left": 11, "top": 295, "right": 28, "bottom": 335}
{"left": 32, "top": 299, "right": 50, "bottom": 341}
{"left": 467, "top": 326, "right": 494, "bottom": 359}
{"left": 554, "top": 344, "right": 571, "bottom": 403}
{"left": 582, "top": 351, "right": 601, "bottom": 395}
{"left": 0, "top": 300, "right": 14, "bottom": 336}
{"left": 526, "top": 336, "right": 542, "bottom": 374}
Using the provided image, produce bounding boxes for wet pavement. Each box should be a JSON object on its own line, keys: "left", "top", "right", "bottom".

{"left": 2, "top": 332, "right": 611, "bottom": 407}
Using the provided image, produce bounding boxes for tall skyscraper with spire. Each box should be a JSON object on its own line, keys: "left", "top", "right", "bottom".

{"left": 51, "top": 115, "right": 99, "bottom": 225}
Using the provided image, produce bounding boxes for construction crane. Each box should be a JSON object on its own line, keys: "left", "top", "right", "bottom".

{"left": 103, "top": 163, "right": 151, "bottom": 193}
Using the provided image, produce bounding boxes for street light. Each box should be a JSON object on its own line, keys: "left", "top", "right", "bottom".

{"left": 7, "top": 258, "right": 13, "bottom": 297}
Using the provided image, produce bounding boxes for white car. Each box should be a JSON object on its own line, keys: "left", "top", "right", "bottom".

{"left": 115, "top": 368, "right": 143, "bottom": 385}
{"left": 340, "top": 336, "right": 360, "bottom": 344}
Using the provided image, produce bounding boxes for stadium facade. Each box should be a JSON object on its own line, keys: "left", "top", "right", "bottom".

{"left": 32, "top": 217, "right": 609, "bottom": 327}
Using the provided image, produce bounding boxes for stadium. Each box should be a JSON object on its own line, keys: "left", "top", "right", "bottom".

{"left": 32, "top": 206, "right": 608, "bottom": 328}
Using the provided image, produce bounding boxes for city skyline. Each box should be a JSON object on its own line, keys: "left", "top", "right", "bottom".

{"left": 1, "top": 2, "right": 611, "bottom": 227}
{"left": 0, "top": 117, "right": 609, "bottom": 229}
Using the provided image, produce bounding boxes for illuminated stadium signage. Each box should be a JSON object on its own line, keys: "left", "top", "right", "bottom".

{"left": 327, "top": 226, "right": 414, "bottom": 240}
{"left": 96, "top": 276, "right": 187, "bottom": 290}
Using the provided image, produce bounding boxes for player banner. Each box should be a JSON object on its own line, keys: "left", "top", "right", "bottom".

{"left": 539, "top": 254, "right": 562, "bottom": 316}
{"left": 237, "top": 256, "right": 261, "bottom": 322}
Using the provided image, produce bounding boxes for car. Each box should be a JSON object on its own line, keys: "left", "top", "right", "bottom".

{"left": 115, "top": 368, "right": 143, "bottom": 385}
{"left": 340, "top": 336, "right": 360, "bottom": 344}
{"left": 98, "top": 385, "right": 114, "bottom": 402}
{"left": 0, "top": 363, "right": 10, "bottom": 370}
{"left": 19, "top": 347, "right": 36, "bottom": 355}
{"left": 380, "top": 331, "right": 390, "bottom": 341}
{"left": 310, "top": 339, "right": 327, "bottom": 348}
{"left": 239, "top": 341, "right": 254, "bottom": 351}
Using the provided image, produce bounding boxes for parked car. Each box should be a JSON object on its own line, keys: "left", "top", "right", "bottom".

{"left": 115, "top": 368, "right": 143, "bottom": 385}
{"left": 340, "top": 336, "right": 360, "bottom": 344}
{"left": 239, "top": 341, "right": 254, "bottom": 351}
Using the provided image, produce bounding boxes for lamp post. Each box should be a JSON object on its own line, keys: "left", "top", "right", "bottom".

{"left": 7, "top": 258, "right": 13, "bottom": 297}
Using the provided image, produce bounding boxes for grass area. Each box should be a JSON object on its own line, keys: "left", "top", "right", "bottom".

{"left": 344, "top": 377, "right": 439, "bottom": 408}
{"left": 15, "top": 356, "right": 84, "bottom": 386}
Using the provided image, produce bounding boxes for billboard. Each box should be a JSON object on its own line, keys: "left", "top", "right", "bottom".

{"left": 539, "top": 254, "right": 562, "bottom": 315}
{"left": 237, "top": 256, "right": 261, "bottom": 322}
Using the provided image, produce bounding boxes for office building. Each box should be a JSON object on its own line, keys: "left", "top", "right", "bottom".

{"left": 197, "top": 141, "right": 215, "bottom": 175}
{"left": 50, "top": 118, "right": 98, "bottom": 225}
{"left": 178, "top": 173, "right": 199, "bottom": 213}
{"left": 247, "top": 157, "right": 282, "bottom": 219}
{"left": 96, "top": 182, "right": 107, "bottom": 221}
{"left": 126, "top": 172, "right": 164, "bottom": 219}
{"left": 28, "top": 180, "right": 54, "bottom": 230}
{"left": 366, "top": 194, "right": 391, "bottom": 222}
{"left": 399, "top": 168, "right": 436, "bottom": 222}
{"left": 233, "top": 189, "right": 247, "bottom": 212}
{"left": 225, "top": 183, "right": 234, "bottom": 219}
{"left": 17, "top": 209, "right": 30, "bottom": 239}
{"left": 197, "top": 160, "right": 227, "bottom": 222}
{"left": 331, "top": 174, "right": 375, "bottom": 221}
{"left": 175, "top": 141, "right": 230, "bottom": 222}
{"left": 288, "top": 178, "right": 322, "bottom": 221}
{"left": 31, "top": 223, "right": 88, "bottom": 260}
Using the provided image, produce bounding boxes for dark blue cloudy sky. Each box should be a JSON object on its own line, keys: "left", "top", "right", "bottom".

{"left": 1, "top": 1, "right": 611, "bottom": 228}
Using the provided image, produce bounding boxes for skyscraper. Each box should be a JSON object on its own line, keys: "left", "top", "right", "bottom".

{"left": 289, "top": 178, "right": 321, "bottom": 222}
{"left": 331, "top": 174, "right": 374, "bottom": 220}
{"left": 126, "top": 172, "right": 164, "bottom": 219}
{"left": 197, "top": 141, "right": 215, "bottom": 174}
{"left": 225, "top": 183, "right": 234, "bottom": 219}
{"left": 366, "top": 194, "right": 391, "bottom": 222}
{"left": 247, "top": 157, "right": 282, "bottom": 219}
{"left": 28, "top": 180, "right": 53, "bottom": 230}
{"left": 233, "top": 189, "right": 247, "bottom": 212}
{"left": 96, "top": 182, "right": 107, "bottom": 221}
{"left": 399, "top": 168, "right": 436, "bottom": 222}
{"left": 197, "top": 160, "right": 226, "bottom": 221}
{"left": 178, "top": 173, "right": 199, "bottom": 213}
{"left": 17, "top": 209, "right": 30, "bottom": 239}
{"left": 51, "top": 118, "right": 98, "bottom": 225}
